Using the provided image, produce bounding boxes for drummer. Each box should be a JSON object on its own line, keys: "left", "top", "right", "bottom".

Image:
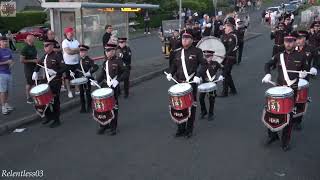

{"left": 166, "top": 29, "right": 207, "bottom": 138}
{"left": 76, "top": 45, "right": 98, "bottom": 113}
{"left": 262, "top": 33, "right": 308, "bottom": 151}
{"left": 32, "top": 39, "right": 67, "bottom": 128}
{"left": 95, "top": 43, "right": 128, "bottom": 135}
{"left": 199, "top": 50, "right": 223, "bottom": 121}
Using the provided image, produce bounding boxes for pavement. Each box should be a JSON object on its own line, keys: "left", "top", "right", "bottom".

{"left": 1, "top": 2, "right": 320, "bottom": 180}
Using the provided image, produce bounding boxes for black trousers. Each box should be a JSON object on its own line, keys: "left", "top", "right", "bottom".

{"left": 144, "top": 21, "right": 150, "bottom": 33}
{"left": 79, "top": 81, "right": 92, "bottom": 110}
{"left": 177, "top": 83, "right": 197, "bottom": 134}
{"left": 100, "top": 86, "right": 119, "bottom": 131}
{"left": 199, "top": 90, "right": 216, "bottom": 115}
{"left": 9, "top": 40, "right": 16, "bottom": 51}
{"left": 45, "top": 80, "right": 61, "bottom": 122}
{"left": 267, "top": 88, "right": 297, "bottom": 145}
{"left": 123, "top": 70, "right": 130, "bottom": 96}
{"left": 237, "top": 42, "right": 244, "bottom": 64}
{"left": 222, "top": 61, "right": 236, "bottom": 95}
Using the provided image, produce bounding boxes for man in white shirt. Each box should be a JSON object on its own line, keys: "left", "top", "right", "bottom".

{"left": 62, "top": 27, "right": 80, "bottom": 98}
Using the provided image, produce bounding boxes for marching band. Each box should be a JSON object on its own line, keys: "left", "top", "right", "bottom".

{"left": 27, "top": 13, "right": 320, "bottom": 152}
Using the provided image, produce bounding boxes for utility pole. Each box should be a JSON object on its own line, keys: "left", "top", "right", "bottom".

{"left": 179, "top": 0, "right": 182, "bottom": 30}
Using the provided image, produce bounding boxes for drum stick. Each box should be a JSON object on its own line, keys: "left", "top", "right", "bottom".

{"left": 287, "top": 70, "right": 313, "bottom": 75}
{"left": 267, "top": 80, "right": 277, "bottom": 86}
{"left": 37, "top": 64, "right": 45, "bottom": 68}
{"left": 89, "top": 79, "right": 101, "bottom": 88}
{"left": 164, "top": 71, "right": 179, "bottom": 84}
{"left": 69, "top": 70, "right": 76, "bottom": 79}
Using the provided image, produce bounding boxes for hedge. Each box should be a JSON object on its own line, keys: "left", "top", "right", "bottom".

{"left": 135, "top": 13, "right": 173, "bottom": 29}
{"left": 0, "top": 11, "right": 47, "bottom": 33}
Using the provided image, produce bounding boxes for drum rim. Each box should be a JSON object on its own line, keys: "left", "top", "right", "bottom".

{"left": 70, "top": 77, "right": 88, "bottom": 85}
{"left": 91, "top": 88, "right": 114, "bottom": 99}
{"left": 198, "top": 82, "right": 217, "bottom": 92}
{"left": 30, "top": 84, "right": 50, "bottom": 96}
{"left": 168, "top": 83, "right": 193, "bottom": 96}
{"left": 265, "top": 87, "right": 294, "bottom": 98}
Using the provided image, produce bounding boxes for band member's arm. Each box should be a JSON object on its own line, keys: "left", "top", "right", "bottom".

{"left": 33, "top": 54, "right": 45, "bottom": 72}
{"left": 264, "top": 55, "right": 278, "bottom": 74}
{"left": 225, "top": 36, "right": 237, "bottom": 57}
{"left": 96, "top": 62, "right": 106, "bottom": 84}
{"left": 270, "top": 31, "right": 276, "bottom": 40}
{"left": 118, "top": 59, "right": 129, "bottom": 81}
{"left": 196, "top": 50, "right": 207, "bottom": 77}
{"left": 123, "top": 48, "right": 132, "bottom": 66}
{"left": 86, "top": 57, "right": 99, "bottom": 74}
{"left": 169, "top": 50, "right": 178, "bottom": 75}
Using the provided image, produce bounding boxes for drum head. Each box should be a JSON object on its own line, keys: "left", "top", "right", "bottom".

{"left": 266, "top": 86, "right": 293, "bottom": 97}
{"left": 196, "top": 36, "right": 226, "bottom": 64}
{"left": 198, "top": 82, "right": 217, "bottom": 92}
{"left": 70, "top": 77, "right": 88, "bottom": 85}
{"left": 168, "top": 83, "right": 192, "bottom": 96}
{"left": 92, "top": 88, "right": 114, "bottom": 98}
{"left": 30, "top": 84, "right": 49, "bottom": 95}
{"left": 298, "top": 78, "right": 309, "bottom": 89}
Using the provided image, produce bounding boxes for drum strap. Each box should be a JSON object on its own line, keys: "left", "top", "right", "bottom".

{"left": 280, "top": 53, "right": 297, "bottom": 86}
{"left": 80, "top": 59, "right": 86, "bottom": 74}
{"left": 43, "top": 54, "right": 56, "bottom": 83}
{"left": 206, "top": 70, "right": 215, "bottom": 82}
{"left": 105, "top": 61, "right": 118, "bottom": 87}
{"left": 181, "top": 49, "right": 195, "bottom": 82}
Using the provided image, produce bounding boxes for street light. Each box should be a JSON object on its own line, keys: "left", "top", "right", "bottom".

{"left": 179, "top": 0, "right": 182, "bottom": 30}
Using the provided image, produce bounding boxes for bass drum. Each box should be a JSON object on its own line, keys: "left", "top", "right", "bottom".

{"left": 196, "top": 36, "right": 226, "bottom": 64}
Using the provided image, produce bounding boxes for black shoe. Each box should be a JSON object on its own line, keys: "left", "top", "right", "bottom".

{"left": 185, "top": 131, "right": 193, "bottom": 139}
{"left": 42, "top": 119, "right": 52, "bottom": 125}
{"left": 80, "top": 108, "right": 87, "bottom": 113}
{"left": 293, "top": 123, "right": 302, "bottom": 131}
{"left": 49, "top": 120, "right": 61, "bottom": 128}
{"left": 208, "top": 114, "right": 214, "bottom": 121}
{"left": 97, "top": 126, "right": 107, "bottom": 135}
{"left": 109, "top": 129, "right": 117, "bottom": 136}
{"left": 175, "top": 131, "right": 185, "bottom": 137}
{"left": 282, "top": 143, "right": 290, "bottom": 152}
{"left": 200, "top": 111, "right": 207, "bottom": 119}
{"left": 265, "top": 136, "right": 279, "bottom": 146}
{"left": 230, "top": 90, "right": 237, "bottom": 95}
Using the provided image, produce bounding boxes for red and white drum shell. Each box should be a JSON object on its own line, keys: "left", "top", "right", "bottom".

{"left": 168, "top": 83, "right": 193, "bottom": 110}
{"left": 91, "top": 88, "right": 115, "bottom": 112}
{"left": 30, "top": 84, "right": 53, "bottom": 106}
{"left": 296, "top": 79, "right": 309, "bottom": 104}
{"left": 265, "top": 86, "right": 294, "bottom": 115}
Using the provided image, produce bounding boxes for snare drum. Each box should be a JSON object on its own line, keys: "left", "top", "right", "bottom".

{"left": 168, "top": 83, "right": 193, "bottom": 110}
{"left": 296, "top": 79, "right": 309, "bottom": 103}
{"left": 91, "top": 88, "right": 115, "bottom": 112}
{"left": 265, "top": 86, "right": 294, "bottom": 115}
{"left": 30, "top": 84, "right": 53, "bottom": 106}
{"left": 198, "top": 82, "right": 217, "bottom": 93}
{"left": 70, "top": 77, "right": 88, "bottom": 86}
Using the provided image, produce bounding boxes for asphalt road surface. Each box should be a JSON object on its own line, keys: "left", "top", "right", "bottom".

{"left": 1, "top": 23, "right": 320, "bottom": 179}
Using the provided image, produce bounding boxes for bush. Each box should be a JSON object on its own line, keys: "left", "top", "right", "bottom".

{"left": 0, "top": 11, "right": 47, "bottom": 33}
{"left": 135, "top": 13, "right": 173, "bottom": 29}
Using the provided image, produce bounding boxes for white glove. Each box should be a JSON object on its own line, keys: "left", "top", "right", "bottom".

{"left": 166, "top": 73, "right": 173, "bottom": 81}
{"left": 262, "top": 74, "right": 271, "bottom": 83}
{"left": 69, "top": 71, "right": 75, "bottom": 78}
{"left": 112, "top": 79, "right": 119, "bottom": 88}
{"left": 47, "top": 69, "right": 57, "bottom": 76}
{"left": 107, "top": 80, "right": 112, "bottom": 87}
{"left": 218, "top": 75, "right": 224, "bottom": 81}
{"left": 310, "top": 67, "right": 317, "bottom": 76}
{"left": 299, "top": 70, "right": 308, "bottom": 78}
{"left": 119, "top": 53, "right": 123, "bottom": 58}
{"left": 84, "top": 71, "right": 91, "bottom": 77}
{"left": 193, "top": 76, "right": 201, "bottom": 84}
{"left": 32, "top": 72, "right": 38, "bottom": 80}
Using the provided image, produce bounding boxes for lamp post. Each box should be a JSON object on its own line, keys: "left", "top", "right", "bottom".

{"left": 179, "top": 0, "right": 182, "bottom": 30}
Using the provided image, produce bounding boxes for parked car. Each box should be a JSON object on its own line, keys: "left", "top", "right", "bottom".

{"left": 284, "top": 4, "right": 299, "bottom": 15}
{"left": 13, "top": 26, "right": 48, "bottom": 42}
{"left": 289, "top": 1, "right": 302, "bottom": 9}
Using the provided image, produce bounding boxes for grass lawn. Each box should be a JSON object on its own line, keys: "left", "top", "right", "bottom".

{"left": 15, "top": 40, "right": 44, "bottom": 51}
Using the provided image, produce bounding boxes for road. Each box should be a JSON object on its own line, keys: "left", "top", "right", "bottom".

{"left": 1, "top": 17, "right": 320, "bottom": 179}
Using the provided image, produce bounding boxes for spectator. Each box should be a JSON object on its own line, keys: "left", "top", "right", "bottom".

{"left": 244, "top": 15, "right": 250, "bottom": 28}
{"left": 102, "top": 25, "right": 113, "bottom": 48}
{"left": 62, "top": 27, "right": 80, "bottom": 98}
{"left": 214, "top": 15, "right": 224, "bottom": 38}
{"left": 144, "top": 12, "right": 151, "bottom": 34}
{"left": 20, "top": 35, "right": 38, "bottom": 104}
{"left": 0, "top": 36, "right": 14, "bottom": 115}
{"left": 202, "top": 14, "right": 212, "bottom": 37}
{"left": 6, "top": 30, "right": 16, "bottom": 51}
